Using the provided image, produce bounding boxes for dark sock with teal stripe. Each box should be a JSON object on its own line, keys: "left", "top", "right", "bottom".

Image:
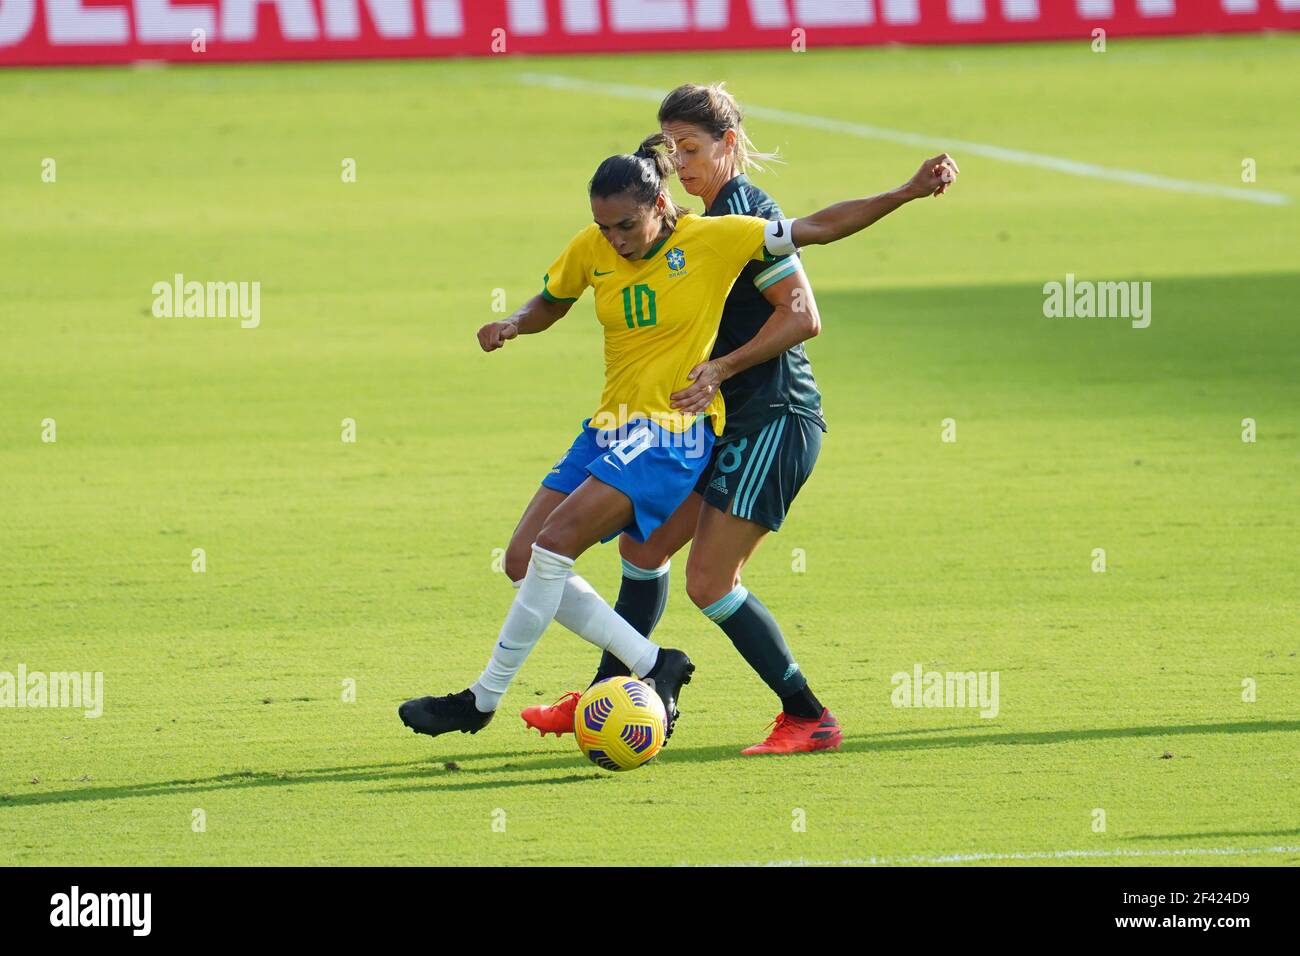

{"left": 591, "top": 559, "right": 670, "bottom": 686}
{"left": 701, "top": 585, "right": 823, "bottom": 719}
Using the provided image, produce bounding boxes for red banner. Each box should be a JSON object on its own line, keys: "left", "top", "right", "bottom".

{"left": 2, "top": 1, "right": 1298, "bottom": 67}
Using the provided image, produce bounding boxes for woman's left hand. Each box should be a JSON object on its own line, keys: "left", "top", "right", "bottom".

{"left": 670, "top": 360, "right": 725, "bottom": 413}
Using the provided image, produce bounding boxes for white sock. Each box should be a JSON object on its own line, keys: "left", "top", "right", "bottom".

{"left": 553, "top": 574, "right": 661, "bottom": 677}
{"left": 470, "top": 543, "right": 574, "bottom": 712}
{"left": 498, "top": 571, "right": 662, "bottom": 677}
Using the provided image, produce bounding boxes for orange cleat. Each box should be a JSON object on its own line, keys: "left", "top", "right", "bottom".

{"left": 741, "top": 708, "right": 842, "bottom": 755}
{"left": 521, "top": 691, "right": 580, "bottom": 737}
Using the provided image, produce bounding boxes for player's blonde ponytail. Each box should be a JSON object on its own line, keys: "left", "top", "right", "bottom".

{"left": 657, "top": 82, "right": 781, "bottom": 175}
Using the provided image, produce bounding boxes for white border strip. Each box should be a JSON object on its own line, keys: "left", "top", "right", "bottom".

{"left": 519, "top": 72, "right": 1290, "bottom": 207}
{"left": 689, "top": 845, "right": 1300, "bottom": 866}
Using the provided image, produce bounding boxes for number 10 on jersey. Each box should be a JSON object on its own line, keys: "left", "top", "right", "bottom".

{"left": 621, "top": 284, "right": 657, "bottom": 329}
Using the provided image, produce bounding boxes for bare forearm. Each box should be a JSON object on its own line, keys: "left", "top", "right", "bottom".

{"left": 478, "top": 293, "right": 570, "bottom": 352}
{"left": 784, "top": 153, "right": 959, "bottom": 248}
{"left": 509, "top": 294, "right": 569, "bottom": 334}
{"left": 714, "top": 305, "right": 818, "bottom": 380}
{"left": 791, "top": 185, "right": 913, "bottom": 247}
{"left": 667, "top": 268, "right": 822, "bottom": 414}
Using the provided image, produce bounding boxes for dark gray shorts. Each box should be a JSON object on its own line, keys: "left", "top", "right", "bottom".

{"left": 693, "top": 412, "right": 823, "bottom": 532}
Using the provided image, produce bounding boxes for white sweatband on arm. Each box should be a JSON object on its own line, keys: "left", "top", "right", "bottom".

{"left": 764, "top": 217, "right": 798, "bottom": 257}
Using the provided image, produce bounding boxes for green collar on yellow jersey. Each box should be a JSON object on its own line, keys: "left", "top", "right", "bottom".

{"left": 641, "top": 234, "right": 672, "bottom": 261}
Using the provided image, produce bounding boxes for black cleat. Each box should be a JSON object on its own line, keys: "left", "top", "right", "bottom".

{"left": 398, "top": 689, "right": 494, "bottom": 738}
{"left": 642, "top": 648, "right": 694, "bottom": 740}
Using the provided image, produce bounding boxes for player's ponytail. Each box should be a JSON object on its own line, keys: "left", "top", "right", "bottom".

{"left": 588, "top": 133, "right": 690, "bottom": 230}
{"left": 632, "top": 132, "right": 676, "bottom": 187}
{"left": 658, "top": 82, "right": 781, "bottom": 175}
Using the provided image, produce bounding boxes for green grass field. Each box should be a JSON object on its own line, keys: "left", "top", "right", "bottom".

{"left": 1, "top": 34, "right": 1297, "bottom": 867}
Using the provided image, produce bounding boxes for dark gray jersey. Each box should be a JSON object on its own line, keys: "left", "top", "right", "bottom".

{"left": 706, "top": 175, "right": 826, "bottom": 440}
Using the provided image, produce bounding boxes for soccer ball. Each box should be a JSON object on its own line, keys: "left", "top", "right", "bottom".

{"left": 573, "top": 677, "right": 667, "bottom": 771}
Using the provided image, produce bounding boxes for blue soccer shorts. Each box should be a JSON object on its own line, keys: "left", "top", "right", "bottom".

{"left": 542, "top": 416, "right": 715, "bottom": 543}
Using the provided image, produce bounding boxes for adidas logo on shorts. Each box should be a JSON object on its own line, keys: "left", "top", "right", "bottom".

{"left": 708, "top": 475, "right": 728, "bottom": 495}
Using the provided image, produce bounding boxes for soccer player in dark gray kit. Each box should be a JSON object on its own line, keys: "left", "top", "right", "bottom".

{"left": 521, "top": 83, "right": 957, "bottom": 753}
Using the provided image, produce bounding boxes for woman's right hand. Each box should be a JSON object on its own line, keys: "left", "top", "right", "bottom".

{"left": 902, "top": 153, "right": 960, "bottom": 200}
{"left": 477, "top": 320, "right": 518, "bottom": 352}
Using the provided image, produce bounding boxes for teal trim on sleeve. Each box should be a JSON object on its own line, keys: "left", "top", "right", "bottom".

{"left": 754, "top": 256, "right": 801, "bottom": 291}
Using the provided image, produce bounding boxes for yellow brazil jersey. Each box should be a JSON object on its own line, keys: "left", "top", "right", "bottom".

{"left": 540, "top": 212, "right": 771, "bottom": 437}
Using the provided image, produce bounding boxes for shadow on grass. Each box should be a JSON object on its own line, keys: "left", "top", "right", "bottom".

{"left": 379, "top": 718, "right": 1300, "bottom": 794}
{"left": 5, "top": 719, "right": 1297, "bottom": 805}
{"left": 1123, "top": 827, "right": 1300, "bottom": 842}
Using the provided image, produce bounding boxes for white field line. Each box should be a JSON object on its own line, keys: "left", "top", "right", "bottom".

{"left": 518, "top": 72, "right": 1290, "bottom": 207}
{"left": 688, "top": 845, "right": 1300, "bottom": 866}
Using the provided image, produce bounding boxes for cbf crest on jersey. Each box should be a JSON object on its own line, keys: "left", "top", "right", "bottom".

{"left": 666, "top": 247, "right": 687, "bottom": 275}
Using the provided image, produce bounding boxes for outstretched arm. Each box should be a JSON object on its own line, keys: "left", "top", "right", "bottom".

{"left": 787, "top": 153, "right": 959, "bottom": 248}
{"left": 477, "top": 294, "right": 572, "bottom": 352}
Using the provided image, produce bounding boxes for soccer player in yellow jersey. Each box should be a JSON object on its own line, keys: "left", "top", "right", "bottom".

{"left": 525, "top": 83, "right": 959, "bottom": 756}
{"left": 399, "top": 134, "right": 959, "bottom": 742}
